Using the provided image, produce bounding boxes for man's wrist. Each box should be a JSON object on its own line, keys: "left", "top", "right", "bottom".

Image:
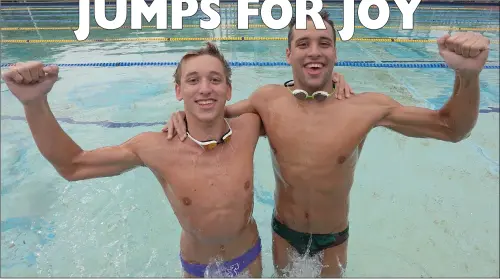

{"left": 22, "top": 95, "right": 49, "bottom": 108}
{"left": 455, "top": 69, "right": 480, "bottom": 80}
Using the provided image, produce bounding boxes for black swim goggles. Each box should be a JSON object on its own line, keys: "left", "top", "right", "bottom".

{"left": 284, "top": 80, "right": 336, "bottom": 102}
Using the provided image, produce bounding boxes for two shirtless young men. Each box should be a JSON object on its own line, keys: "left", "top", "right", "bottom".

{"left": 3, "top": 10, "right": 489, "bottom": 278}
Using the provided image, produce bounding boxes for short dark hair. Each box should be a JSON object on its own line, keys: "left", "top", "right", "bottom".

{"left": 174, "top": 41, "right": 232, "bottom": 85}
{"left": 287, "top": 10, "right": 337, "bottom": 48}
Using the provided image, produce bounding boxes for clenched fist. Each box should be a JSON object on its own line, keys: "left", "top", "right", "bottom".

{"left": 2, "top": 61, "right": 59, "bottom": 105}
{"left": 438, "top": 32, "right": 490, "bottom": 76}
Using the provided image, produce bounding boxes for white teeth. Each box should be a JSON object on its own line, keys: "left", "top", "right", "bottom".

{"left": 197, "top": 100, "right": 215, "bottom": 105}
{"left": 306, "top": 63, "right": 323, "bottom": 68}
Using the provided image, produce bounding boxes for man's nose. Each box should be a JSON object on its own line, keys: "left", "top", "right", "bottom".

{"left": 199, "top": 79, "right": 212, "bottom": 94}
{"left": 308, "top": 43, "right": 321, "bottom": 58}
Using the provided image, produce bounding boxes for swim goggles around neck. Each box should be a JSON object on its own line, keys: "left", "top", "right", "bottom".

{"left": 284, "top": 80, "right": 336, "bottom": 101}
{"left": 185, "top": 118, "right": 232, "bottom": 151}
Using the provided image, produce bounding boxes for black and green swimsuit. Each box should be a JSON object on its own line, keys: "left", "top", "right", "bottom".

{"left": 272, "top": 215, "right": 349, "bottom": 256}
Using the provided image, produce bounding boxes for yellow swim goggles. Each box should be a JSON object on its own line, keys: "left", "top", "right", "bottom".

{"left": 284, "top": 80, "right": 335, "bottom": 102}
{"left": 186, "top": 118, "right": 232, "bottom": 151}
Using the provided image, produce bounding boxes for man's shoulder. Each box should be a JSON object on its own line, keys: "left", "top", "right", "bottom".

{"left": 347, "top": 92, "right": 395, "bottom": 105}
{"left": 129, "top": 131, "right": 167, "bottom": 147}
{"left": 252, "top": 84, "right": 285, "bottom": 98}
{"left": 345, "top": 92, "right": 403, "bottom": 122}
{"left": 248, "top": 84, "right": 287, "bottom": 108}
{"left": 136, "top": 131, "right": 165, "bottom": 139}
{"left": 126, "top": 131, "right": 183, "bottom": 158}
{"left": 258, "top": 83, "right": 283, "bottom": 91}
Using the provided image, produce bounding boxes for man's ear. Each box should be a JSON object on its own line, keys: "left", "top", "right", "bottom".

{"left": 286, "top": 48, "right": 291, "bottom": 64}
{"left": 175, "top": 83, "right": 183, "bottom": 101}
{"left": 333, "top": 46, "right": 338, "bottom": 64}
{"left": 226, "top": 83, "right": 232, "bottom": 101}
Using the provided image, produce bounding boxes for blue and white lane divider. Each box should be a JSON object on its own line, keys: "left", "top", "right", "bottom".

{"left": 1, "top": 61, "right": 499, "bottom": 69}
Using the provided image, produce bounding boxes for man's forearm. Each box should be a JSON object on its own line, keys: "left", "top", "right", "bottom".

{"left": 439, "top": 72, "right": 480, "bottom": 141}
{"left": 24, "top": 97, "right": 83, "bottom": 173}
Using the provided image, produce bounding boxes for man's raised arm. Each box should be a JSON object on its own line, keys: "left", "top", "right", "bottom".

{"left": 373, "top": 32, "right": 488, "bottom": 142}
{"left": 2, "top": 62, "right": 145, "bottom": 181}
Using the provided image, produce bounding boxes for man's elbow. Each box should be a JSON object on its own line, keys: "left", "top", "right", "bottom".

{"left": 443, "top": 120, "right": 475, "bottom": 143}
{"left": 56, "top": 166, "right": 80, "bottom": 181}
{"left": 438, "top": 109, "right": 477, "bottom": 143}
{"left": 62, "top": 175, "right": 79, "bottom": 182}
{"left": 56, "top": 153, "right": 87, "bottom": 181}
{"left": 447, "top": 129, "right": 472, "bottom": 143}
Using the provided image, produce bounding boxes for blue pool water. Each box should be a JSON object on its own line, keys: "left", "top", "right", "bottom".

{"left": 1, "top": 3, "right": 499, "bottom": 277}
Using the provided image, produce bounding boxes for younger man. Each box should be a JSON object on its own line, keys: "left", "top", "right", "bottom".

{"left": 2, "top": 42, "right": 264, "bottom": 277}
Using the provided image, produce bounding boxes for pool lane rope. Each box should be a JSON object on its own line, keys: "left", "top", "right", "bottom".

{"left": 1, "top": 61, "right": 499, "bottom": 69}
{"left": 1, "top": 25, "right": 497, "bottom": 32}
{"left": 2, "top": 37, "right": 499, "bottom": 44}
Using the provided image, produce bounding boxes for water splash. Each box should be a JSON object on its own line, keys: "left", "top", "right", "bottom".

{"left": 203, "top": 257, "right": 250, "bottom": 278}
{"left": 275, "top": 246, "right": 347, "bottom": 278}
{"left": 278, "top": 249, "right": 325, "bottom": 278}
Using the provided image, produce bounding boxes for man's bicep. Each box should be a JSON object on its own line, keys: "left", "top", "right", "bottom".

{"left": 376, "top": 97, "right": 452, "bottom": 140}
{"left": 68, "top": 134, "right": 145, "bottom": 180}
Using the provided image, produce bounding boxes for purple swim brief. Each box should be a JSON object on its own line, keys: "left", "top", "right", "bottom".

{"left": 180, "top": 238, "right": 261, "bottom": 277}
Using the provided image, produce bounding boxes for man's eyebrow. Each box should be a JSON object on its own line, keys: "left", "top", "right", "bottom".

{"left": 184, "top": 71, "right": 223, "bottom": 77}
{"left": 295, "top": 36, "right": 308, "bottom": 42}
{"left": 295, "top": 36, "right": 333, "bottom": 42}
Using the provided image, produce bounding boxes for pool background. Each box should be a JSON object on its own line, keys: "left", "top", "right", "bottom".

{"left": 1, "top": 2, "right": 499, "bottom": 277}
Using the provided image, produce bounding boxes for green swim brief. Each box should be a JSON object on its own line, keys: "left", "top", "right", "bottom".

{"left": 272, "top": 215, "right": 349, "bottom": 257}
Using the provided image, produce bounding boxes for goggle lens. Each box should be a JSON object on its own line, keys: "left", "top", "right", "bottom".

{"left": 313, "top": 93, "right": 328, "bottom": 101}
{"left": 294, "top": 91, "right": 308, "bottom": 100}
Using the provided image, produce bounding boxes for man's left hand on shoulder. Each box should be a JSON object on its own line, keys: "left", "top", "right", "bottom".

{"left": 438, "top": 32, "right": 490, "bottom": 77}
{"left": 333, "top": 72, "right": 355, "bottom": 100}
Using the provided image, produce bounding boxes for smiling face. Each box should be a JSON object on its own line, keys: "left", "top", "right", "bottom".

{"left": 175, "top": 53, "right": 232, "bottom": 123}
{"left": 286, "top": 16, "right": 337, "bottom": 93}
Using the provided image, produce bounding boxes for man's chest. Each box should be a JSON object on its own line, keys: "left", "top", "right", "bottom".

{"left": 262, "top": 101, "right": 378, "bottom": 158}
{"left": 147, "top": 149, "right": 255, "bottom": 211}
{"left": 141, "top": 143, "right": 254, "bottom": 187}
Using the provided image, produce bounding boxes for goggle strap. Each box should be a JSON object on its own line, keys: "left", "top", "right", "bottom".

{"left": 185, "top": 118, "right": 232, "bottom": 149}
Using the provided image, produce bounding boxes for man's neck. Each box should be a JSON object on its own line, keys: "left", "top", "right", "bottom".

{"left": 185, "top": 113, "right": 228, "bottom": 142}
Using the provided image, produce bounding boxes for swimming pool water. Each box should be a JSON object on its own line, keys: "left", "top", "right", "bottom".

{"left": 1, "top": 4, "right": 499, "bottom": 277}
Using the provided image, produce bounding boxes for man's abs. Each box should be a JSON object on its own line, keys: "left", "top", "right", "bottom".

{"left": 272, "top": 155, "right": 356, "bottom": 234}
{"left": 274, "top": 179, "right": 351, "bottom": 234}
